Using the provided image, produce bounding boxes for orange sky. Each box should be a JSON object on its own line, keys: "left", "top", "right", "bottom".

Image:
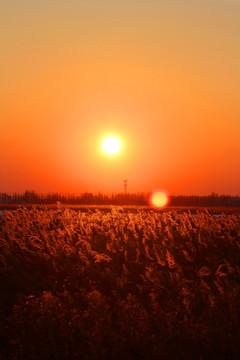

{"left": 1, "top": 0, "right": 240, "bottom": 195}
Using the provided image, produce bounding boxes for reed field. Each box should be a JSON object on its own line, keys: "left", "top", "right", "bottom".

{"left": 0, "top": 205, "right": 240, "bottom": 359}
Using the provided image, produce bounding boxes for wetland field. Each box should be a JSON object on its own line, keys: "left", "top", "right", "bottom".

{"left": 0, "top": 205, "right": 240, "bottom": 359}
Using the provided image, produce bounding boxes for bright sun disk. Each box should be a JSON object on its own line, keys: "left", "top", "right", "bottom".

{"left": 102, "top": 136, "right": 121, "bottom": 155}
{"left": 150, "top": 191, "right": 169, "bottom": 208}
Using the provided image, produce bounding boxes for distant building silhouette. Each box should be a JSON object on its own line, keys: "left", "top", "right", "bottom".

{"left": 123, "top": 180, "right": 127, "bottom": 194}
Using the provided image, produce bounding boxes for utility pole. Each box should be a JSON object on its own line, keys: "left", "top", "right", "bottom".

{"left": 123, "top": 179, "right": 127, "bottom": 194}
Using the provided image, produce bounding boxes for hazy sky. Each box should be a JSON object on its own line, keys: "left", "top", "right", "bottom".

{"left": 1, "top": 0, "right": 240, "bottom": 195}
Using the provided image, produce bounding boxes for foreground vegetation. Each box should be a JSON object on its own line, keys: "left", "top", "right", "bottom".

{"left": 0, "top": 206, "right": 240, "bottom": 359}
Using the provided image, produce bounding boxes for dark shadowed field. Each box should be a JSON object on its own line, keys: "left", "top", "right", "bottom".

{"left": 0, "top": 205, "right": 240, "bottom": 359}
{"left": 1, "top": 203, "right": 240, "bottom": 214}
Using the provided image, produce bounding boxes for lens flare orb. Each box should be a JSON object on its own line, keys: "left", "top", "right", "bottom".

{"left": 102, "top": 136, "right": 121, "bottom": 155}
{"left": 149, "top": 190, "right": 170, "bottom": 208}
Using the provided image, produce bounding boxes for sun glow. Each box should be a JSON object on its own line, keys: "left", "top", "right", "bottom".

{"left": 102, "top": 136, "right": 121, "bottom": 155}
{"left": 149, "top": 190, "right": 170, "bottom": 208}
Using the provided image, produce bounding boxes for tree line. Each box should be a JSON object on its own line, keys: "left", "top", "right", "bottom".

{"left": 0, "top": 190, "right": 240, "bottom": 207}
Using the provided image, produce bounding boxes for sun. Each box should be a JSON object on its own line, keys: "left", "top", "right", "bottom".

{"left": 102, "top": 136, "right": 121, "bottom": 155}
{"left": 149, "top": 190, "right": 170, "bottom": 208}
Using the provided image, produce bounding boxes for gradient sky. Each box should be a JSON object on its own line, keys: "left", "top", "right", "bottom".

{"left": 1, "top": 0, "right": 240, "bottom": 195}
